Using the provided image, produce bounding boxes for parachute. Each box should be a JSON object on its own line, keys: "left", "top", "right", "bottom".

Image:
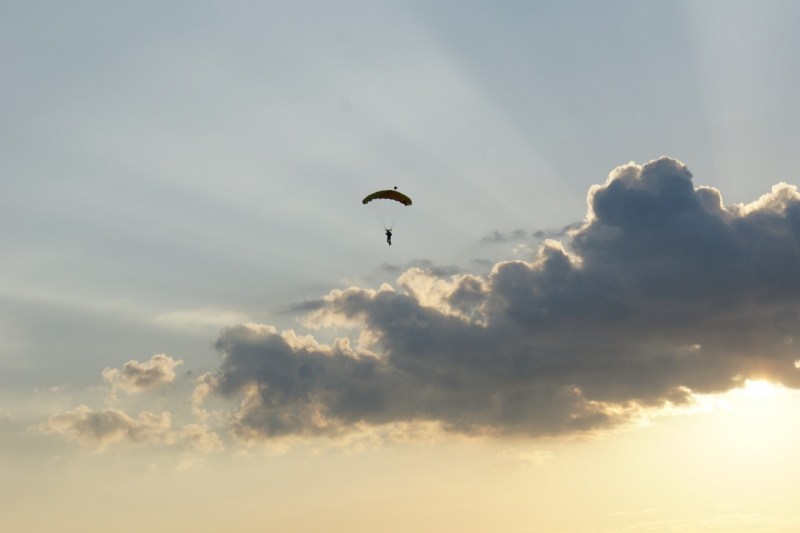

{"left": 362, "top": 187, "right": 412, "bottom": 243}
{"left": 361, "top": 188, "right": 412, "bottom": 206}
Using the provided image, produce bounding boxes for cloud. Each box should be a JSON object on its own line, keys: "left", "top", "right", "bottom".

{"left": 38, "top": 405, "right": 171, "bottom": 450}
{"left": 38, "top": 404, "right": 225, "bottom": 453}
{"left": 497, "top": 448, "right": 555, "bottom": 466}
{"left": 377, "top": 259, "right": 462, "bottom": 277}
{"left": 481, "top": 229, "right": 529, "bottom": 243}
{"left": 102, "top": 354, "right": 183, "bottom": 394}
{"left": 168, "top": 423, "right": 225, "bottom": 454}
{"left": 155, "top": 308, "right": 251, "bottom": 332}
{"left": 201, "top": 158, "right": 800, "bottom": 441}
{"left": 480, "top": 224, "right": 580, "bottom": 244}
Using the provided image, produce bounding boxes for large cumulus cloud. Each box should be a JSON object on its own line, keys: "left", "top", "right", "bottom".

{"left": 203, "top": 158, "right": 800, "bottom": 440}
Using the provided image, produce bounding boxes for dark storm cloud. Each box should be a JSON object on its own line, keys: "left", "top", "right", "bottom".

{"left": 204, "top": 158, "right": 800, "bottom": 440}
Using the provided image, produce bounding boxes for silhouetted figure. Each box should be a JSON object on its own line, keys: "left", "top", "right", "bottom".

{"left": 385, "top": 229, "right": 392, "bottom": 246}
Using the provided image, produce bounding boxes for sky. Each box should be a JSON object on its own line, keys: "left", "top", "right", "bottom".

{"left": 3, "top": 1, "right": 800, "bottom": 531}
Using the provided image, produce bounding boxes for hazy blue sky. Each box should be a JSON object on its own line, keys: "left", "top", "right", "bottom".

{"left": 3, "top": 1, "right": 800, "bottom": 531}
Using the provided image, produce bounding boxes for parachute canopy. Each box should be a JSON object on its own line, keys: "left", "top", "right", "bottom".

{"left": 362, "top": 188, "right": 412, "bottom": 206}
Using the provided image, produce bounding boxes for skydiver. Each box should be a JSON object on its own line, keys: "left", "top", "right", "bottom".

{"left": 385, "top": 228, "right": 392, "bottom": 246}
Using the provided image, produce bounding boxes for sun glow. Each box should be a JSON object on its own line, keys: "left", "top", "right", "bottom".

{"left": 740, "top": 378, "right": 781, "bottom": 399}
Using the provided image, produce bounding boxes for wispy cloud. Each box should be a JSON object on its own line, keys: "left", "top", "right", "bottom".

{"left": 36, "top": 353, "right": 229, "bottom": 454}
{"left": 37, "top": 404, "right": 224, "bottom": 454}
{"left": 154, "top": 308, "right": 251, "bottom": 332}
{"left": 197, "top": 158, "right": 800, "bottom": 442}
{"left": 38, "top": 405, "right": 171, "bottom": 450}
{"left": 481, "top": 229, "right": 529, "bottom": 243}
{"left": 378, "top": 259, "right": 462, "bottom": 278}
